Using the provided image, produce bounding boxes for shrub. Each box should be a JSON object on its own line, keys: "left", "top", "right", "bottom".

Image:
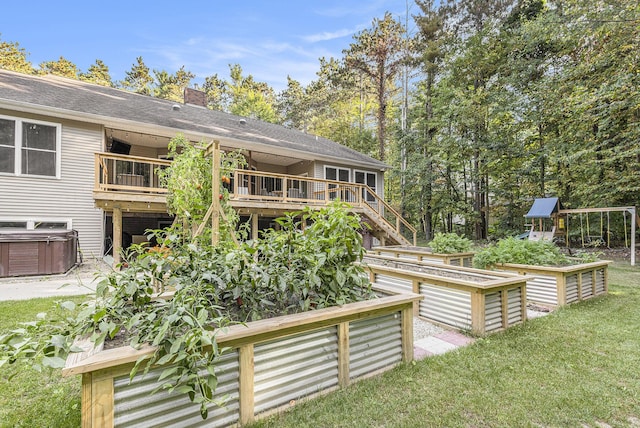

{"left": 473, "top": 237, "right": 570, "bottom": 269}
{"left": 572, "top": 250, "right": 603, "bottom": 264}
{"left": 428, "top": 233, "right": 472, "bottom": 254}
{"left": 220, "top": 201, "right": 373, "bottom": 320}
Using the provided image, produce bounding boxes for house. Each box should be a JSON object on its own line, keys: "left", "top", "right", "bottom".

{"left": 0, "top": 69, "right": 415, "bottom": 271}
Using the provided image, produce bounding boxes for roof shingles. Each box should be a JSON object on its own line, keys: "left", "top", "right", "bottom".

{"left": 0, "top": 69, "right": 387, "bottom": 170}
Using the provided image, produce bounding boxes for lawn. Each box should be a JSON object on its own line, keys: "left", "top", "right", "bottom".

{"left": 1, "top": 263, "right": 639, "bottom": 427}
{"left": 0, "top": 297, "right": 85, "bottom": 428}
{"left": 251, "top": 262, "right": 640, "bottom": 427}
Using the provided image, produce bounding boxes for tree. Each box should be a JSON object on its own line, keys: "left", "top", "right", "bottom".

{"left": 277, "top": 76, "right": 309, "bottom": 130}
{"left": 545, "top": 0, "right": 640, "bottom": 208}
{"left": 79, "top": 59, "right": 113, "bottom": 87}
{"left": 408, "top": 0, "right": 448, "bottom": 240}
{"left": 120, "top": 56, "right": 154, "bottom": 95}
{"left": 226, "top": 64, "right": 278, "bottom": 122}
{"left": 392, "top": 0, "right": 640, "bottom": 240}
{"left": 488, "top": 0, "right": 558, "bottom": 233}
{"left": 199, "top": 64, "right": 278, "bottom": 122}
{"left": 297, "top": 57, "right": 378, "bottom": 157}
{"left": 39, "top": 56, "right": 79, "bottom": 78}
{"left": 197, "top": 73, "right": 226, "bottom": 110}
{"left": 257, "top": 54, "right": 381, "bottom": 154}
{"left": 343, "top": 12, "right": 407, "bottom": 161}
{"left": 0, "top": 36, "right": 33, "bottom": 74}
{"left": 436, "top": 0, "right": 511, "bottom": 240}
{"left": 153, "top": 66, "right": 195, "bottom": 102}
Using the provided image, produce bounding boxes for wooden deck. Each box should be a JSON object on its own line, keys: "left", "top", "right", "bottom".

{"left": 93, "top": 152, "right": 416, "bottom": 247}
{"left": 93, "top": 152, "right": 171, "bottom": 212}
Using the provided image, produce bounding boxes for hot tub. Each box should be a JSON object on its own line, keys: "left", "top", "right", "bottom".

{"left": 0, "top": 230, "right": 78, "bottom": 277}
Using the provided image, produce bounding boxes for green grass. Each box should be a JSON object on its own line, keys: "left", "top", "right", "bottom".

{"left": 0, "top": 297, "right": 85, "bottom": 428}
{"left": 250, "top": 262, "right": 640, "bottom": 428}
{"left": 1, "top": 264, "right": 639, "bottom": 427}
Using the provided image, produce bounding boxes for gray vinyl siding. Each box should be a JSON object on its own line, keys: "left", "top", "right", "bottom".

{"left": 0, "top": 118, "right": 104, "bottom": 259}
{"left": 313, "top": 162, "right": 324, "bottom": 180}
{"left": 286, "top": 160, "right": 313, "bottom": 176}
{"left": 255, "top": 162, "right": 287, "bottom": 174}
{"left": 129, "top": 145, "right": 160, "bottom": 159}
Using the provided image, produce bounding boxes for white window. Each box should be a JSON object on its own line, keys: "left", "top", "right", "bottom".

{"left": 324, "top": 166, "right": 350, "bottom": 182}
{"left": 355, "top": 170, "right": 378, "bottom": 202}
{"left": 0, "top": 118, "right": 16, "bottom": 173}
{"left": 0, "top": 219, "right": 72, "bottom": 230}
{"left": 0, "top": 115, "right": 61, "bottom": 178}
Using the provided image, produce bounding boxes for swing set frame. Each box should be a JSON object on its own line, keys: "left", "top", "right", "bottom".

{"left": 557, "top": 206, "right": 638, "bottom": 266}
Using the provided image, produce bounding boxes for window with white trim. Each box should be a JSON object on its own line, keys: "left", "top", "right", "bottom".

{"left": 0, "top": 115, "right": 61, "bottom": 178}
{"left": 0, "top": 118, "right": 16, "bottom": 173}
{"left": 0, "top": 219, "right": 72, "bottom": 230}
{"left": 324, "top": 166, "right": 350, "bottom": 182}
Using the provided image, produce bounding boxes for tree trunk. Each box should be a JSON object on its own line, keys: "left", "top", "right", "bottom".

{"left": 377, "top": 79, "right": 386, "bottom": 161}
{"left": 473, "top": 152, "right": 488, "bottom": 240}
{"left": 539, "top": 124, "right": 545, "bottom": 196}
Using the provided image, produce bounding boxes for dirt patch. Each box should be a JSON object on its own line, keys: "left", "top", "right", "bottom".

{"left": 561, "top": 246, "right": 638, "bottom": 262}
{"left": 527, "top": 303, "right": 552, "bottom": 313}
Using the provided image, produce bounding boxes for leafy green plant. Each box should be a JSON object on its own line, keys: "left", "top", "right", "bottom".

{"left": 0, "top": 201, "right": 372, "bottom": 420}
{"left": 473, "top": 237, "right": 570, "bottom": 269}
{"left": 156, "top": 134, "right": 247, "bottom": 241}
{"left": 428, "top": 233, "right": 472, "bottom": 254}
{"left": 572, "top": 250, "right": 603, "bottom": 264}
{"left": 219, "top": 201, "right": 373, "bottom": 320}
{"left": 157, "top": 134, "right": 212, "bottom": 225}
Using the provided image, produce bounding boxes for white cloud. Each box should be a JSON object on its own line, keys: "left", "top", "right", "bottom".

{"left": 135, "top": 36, "right": 334, "bottom": 92}
{"left": 302, "top": 28, "right": 356, "bottom": 43}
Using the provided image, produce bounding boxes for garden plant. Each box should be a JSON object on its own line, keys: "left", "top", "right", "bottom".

{"left": 427, "top": 232, "right": 473, "bottom": 254}
{"left": 473, "top": 237, "right": 601, "bottom": 270}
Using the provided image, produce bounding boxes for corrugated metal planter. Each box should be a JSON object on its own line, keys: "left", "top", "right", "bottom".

{"left": 362, "top": 254, "right": 527, "bottom": 335}
{"left": 369, "top": 245, "right": 474, "bottom": 267}
{"left": 62, "top": 290, "right": 421, "bottom": 427}
{"left": 492, "top": 260, "right": 611, "bottom": 307}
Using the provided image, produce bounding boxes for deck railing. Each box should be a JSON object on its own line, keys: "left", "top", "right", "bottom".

{"left": 93, "top": 153, "right": 416, "bottom": 244}
{"left": 94, "top": 152, "right": 171, "bottom": 194}
{"left": 229, "top": 169, "right": 416, "bottom": 245}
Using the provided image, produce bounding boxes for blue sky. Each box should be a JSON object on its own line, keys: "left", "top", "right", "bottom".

{"left": 1, "top": 1, "right": 417, "bottom": 92}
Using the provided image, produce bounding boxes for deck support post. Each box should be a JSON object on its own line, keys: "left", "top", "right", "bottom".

{"left": 252, "top": 213, "right": 259, "bottom": 240}
{"left": 112, "top": 206, "right": 122, "bottom": 268}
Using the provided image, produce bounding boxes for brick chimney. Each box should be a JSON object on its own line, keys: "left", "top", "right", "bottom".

{"left": 184, "top": 88, "right": 207, "bottom": 107}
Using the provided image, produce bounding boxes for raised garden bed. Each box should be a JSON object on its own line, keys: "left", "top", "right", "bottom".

{"left": 362, "top": 254, "right": 526, "bottom": 335}
{"left": 492, "top": 260, "right": 611, "bottom": 307}
{"left": 62, "top": 289, "right": 421, "bottom": 427}
{"left": 369, "top": 245, "right": 474, "bottom": 267}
